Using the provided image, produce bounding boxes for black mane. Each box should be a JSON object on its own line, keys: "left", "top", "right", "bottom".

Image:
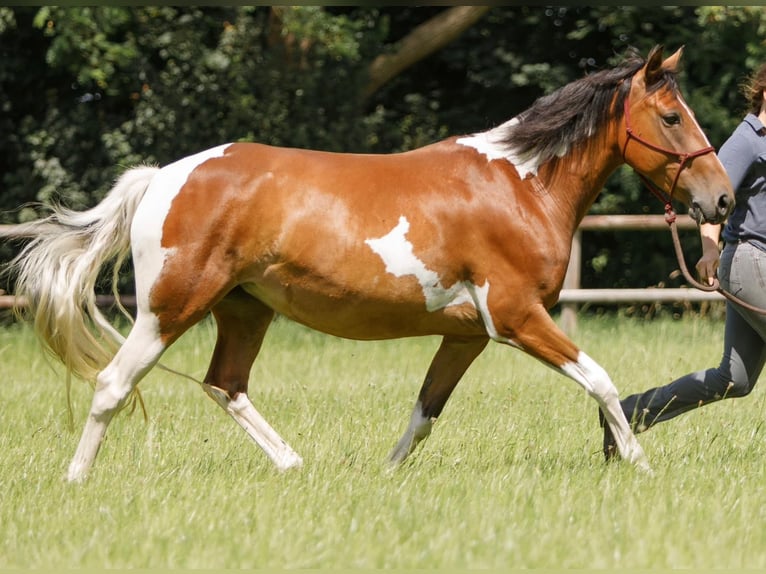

{"left": 497, "top": 47, "right": 679, "bottom": 165}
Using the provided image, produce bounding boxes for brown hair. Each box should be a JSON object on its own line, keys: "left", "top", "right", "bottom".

{"left": 742, "top": 62, "right": 766, "bottom": 115}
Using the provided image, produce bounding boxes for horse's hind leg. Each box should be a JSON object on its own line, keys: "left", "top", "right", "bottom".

{"left": 202, "top": 288, "right": 302, "bottom": 471}
{"left": 67, "top": 313, "right": 166, "bottom": 482}
{"left": 390, "top": 336, "right": 488, "bottom": 464}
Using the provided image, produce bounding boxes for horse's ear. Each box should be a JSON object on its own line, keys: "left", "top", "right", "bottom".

{"left": 662, "top": 46, "right": 684, "bottom": 74}
{"left": 644, "top": 45, "right": 665, "bottom": 87}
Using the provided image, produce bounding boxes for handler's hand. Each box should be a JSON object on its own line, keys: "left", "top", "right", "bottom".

{"left": 696, "top": 223, "right": 722, "bottom": 287}
{"left": 695, "top": 250, "right": 719, "bottom": 286}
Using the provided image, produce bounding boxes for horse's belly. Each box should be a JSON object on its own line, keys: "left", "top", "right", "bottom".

{"left": 240, "top": 278, "right": 486, "bottom": 341}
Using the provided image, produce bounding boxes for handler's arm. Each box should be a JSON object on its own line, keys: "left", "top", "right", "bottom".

{"left": 696, "top": 223, "right": 721, "bottom": 286}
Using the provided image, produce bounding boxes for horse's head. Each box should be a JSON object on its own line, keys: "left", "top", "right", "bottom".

{"left": 620, "top": 46, "right": 734, "bottom": 224}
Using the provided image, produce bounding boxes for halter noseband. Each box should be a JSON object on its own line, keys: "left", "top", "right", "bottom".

{"left": 621, "top": 95, "right": 716, "bottom": 222}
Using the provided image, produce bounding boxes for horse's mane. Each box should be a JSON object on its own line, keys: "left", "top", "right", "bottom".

{"left": 497, "top": 46, "right": 679, "bottom": 165}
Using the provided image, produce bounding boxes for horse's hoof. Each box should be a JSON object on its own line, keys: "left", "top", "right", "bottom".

{"left": 275, "top": 452, "right": 303, "bottom": 472}
{"left": 598, "top": 408, "right": 618, "bottom": 463}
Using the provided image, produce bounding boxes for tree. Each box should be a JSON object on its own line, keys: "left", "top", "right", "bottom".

{"left": 364, "top": 6, "right": 489, "bottom": 99}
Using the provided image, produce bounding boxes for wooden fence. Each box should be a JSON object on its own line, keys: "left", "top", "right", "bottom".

{"left": 559, "top": 214, "right": 724, "bottom": 334}
{"left": 0, "top": 217, "right": 723, "bottom": 334}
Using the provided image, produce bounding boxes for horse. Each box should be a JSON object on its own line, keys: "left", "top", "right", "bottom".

{"left": 8, "top": 45, "right": 733, "bottom": 482}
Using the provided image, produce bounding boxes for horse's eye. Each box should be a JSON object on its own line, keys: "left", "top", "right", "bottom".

{"left": 662, "top": 113, "right": 681, "bottom": 127}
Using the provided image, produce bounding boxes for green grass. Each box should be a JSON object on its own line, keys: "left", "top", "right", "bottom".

{"left": 1, "top": 314, "right": 765, "bottom": 568}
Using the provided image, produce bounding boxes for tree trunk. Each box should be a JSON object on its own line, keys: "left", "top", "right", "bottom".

{"left": 364, "top": 6, "right": 491, "bottom": 100}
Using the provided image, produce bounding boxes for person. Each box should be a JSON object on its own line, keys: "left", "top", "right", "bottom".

{"left": 602, "top": 62, "right": 766, "bottom": 459}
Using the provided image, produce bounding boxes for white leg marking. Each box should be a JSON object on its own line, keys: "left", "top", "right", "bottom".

{"left": 203, "top": 386, "right": 303, "bottom": 471}
{"left": 389, "top": 400, "right": 433, "bottom": 464}
{"left": 67, "top": 314, "right": 166, "bottom": 482}
{"left": 561, "top": 351, "right": 651, "bottom": 472}
{"left": 365, "top": 216, "right": 473, "bottom": 311}
{"left": 67, "top": 415, "right": 111, "bottom": 483}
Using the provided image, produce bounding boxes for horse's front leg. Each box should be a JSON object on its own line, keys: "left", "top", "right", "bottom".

{"left": 389, "top": 336, "right": 489, "bottom": 464}
{"left": 486, "top": 301, "right": 650, "bottom": 472}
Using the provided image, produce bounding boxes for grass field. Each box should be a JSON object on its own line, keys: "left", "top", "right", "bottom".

{"left": 1, "top": 313, "right": 765, "bottom": 568}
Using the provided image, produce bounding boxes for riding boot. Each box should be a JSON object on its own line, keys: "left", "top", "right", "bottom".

{"left": 598, "top": 391, "right": 699, "bottom": 462}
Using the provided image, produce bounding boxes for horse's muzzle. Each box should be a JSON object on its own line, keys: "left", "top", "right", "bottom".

{"left": 691, "top": 192, "right": 734, "bottom": 225}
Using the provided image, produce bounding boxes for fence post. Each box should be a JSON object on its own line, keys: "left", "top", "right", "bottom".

{"left": 560, "top": 228, "right": 582, "bottom": 335}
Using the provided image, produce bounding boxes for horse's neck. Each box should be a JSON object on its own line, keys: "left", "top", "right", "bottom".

{"left": 536, "top": 137, "right": 621, "bottom": 235}
{"left": 459, "top": 121, "right": 622, "bottom": 236}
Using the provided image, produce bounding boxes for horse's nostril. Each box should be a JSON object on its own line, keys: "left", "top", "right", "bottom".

{"left": 718, "top": 193, "right": 732, "bottom": 215}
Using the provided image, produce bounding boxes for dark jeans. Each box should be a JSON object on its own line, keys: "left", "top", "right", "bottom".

{"left": 620, "top": 240, "right": 766, "bottom": 431}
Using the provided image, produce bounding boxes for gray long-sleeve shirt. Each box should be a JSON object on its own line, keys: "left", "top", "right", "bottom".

{"left": 720, "top": 113, "right": 766, "bottom": 247}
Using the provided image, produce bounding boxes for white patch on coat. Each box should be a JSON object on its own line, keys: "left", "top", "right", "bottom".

{"left": 131, "top": 144, "right": 232, "bottom": 310}
{"left": 457, "top": 117, "right": 546, "bottom": 179}
{"left": 456, "top": 118, "right": 518, "bottom": 162}
{"left": 365, "top": 218, "right": 523, "bottom": 346}
{"left": 457, "top": 117, "right": 571, "bottom": 180}
{"left": 466, "top": 281, "right": 520, "bottom": 348}
{"left": 364, "top": 216, "right": 474, "bottom": 312}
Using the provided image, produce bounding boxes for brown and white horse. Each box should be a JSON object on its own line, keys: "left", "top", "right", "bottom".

{"left": 10, "top": 46, "right": 732, "bottom": 482}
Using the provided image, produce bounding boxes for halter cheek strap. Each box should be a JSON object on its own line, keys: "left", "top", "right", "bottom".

{"left": 621, "top": 96, "right": 716, "bottom": 221}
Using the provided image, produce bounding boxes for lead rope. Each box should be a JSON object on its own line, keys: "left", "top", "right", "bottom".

{"left": 663, "top": 202, "right": 766, "bottom": 315}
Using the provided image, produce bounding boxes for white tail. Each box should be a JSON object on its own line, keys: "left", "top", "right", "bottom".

{"left": 10, "top": 167, "right": 159, "bottom": 382}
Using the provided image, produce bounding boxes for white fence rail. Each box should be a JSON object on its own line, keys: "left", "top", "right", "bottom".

{"left": 559, "top": 214, "right": 724, "bottom": 334}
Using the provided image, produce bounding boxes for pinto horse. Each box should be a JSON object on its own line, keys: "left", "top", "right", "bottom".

{"left": 10, "top": 46, "right": 732, "bottom": 482}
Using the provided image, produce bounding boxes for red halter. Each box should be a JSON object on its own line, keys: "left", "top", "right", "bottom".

{"left": 621, "top": 95, "right": 716, "bottom": 223}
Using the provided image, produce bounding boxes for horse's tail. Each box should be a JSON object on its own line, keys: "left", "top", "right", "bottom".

{"left": 9, "top": 166, "right": 159, "bottom": 383}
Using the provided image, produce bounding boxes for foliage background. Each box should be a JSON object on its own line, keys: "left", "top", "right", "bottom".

{"left": 2, "top": 6, "right": 766, "bottom": 299}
